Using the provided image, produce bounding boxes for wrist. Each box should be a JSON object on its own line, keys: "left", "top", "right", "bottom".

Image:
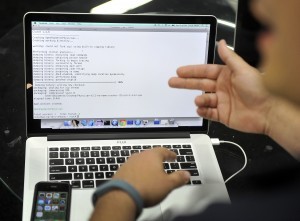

{"left": 91, "top": 190, "right": 137, "bottom": 221}
{"left": 96, "top": 189, "right": 137, "bottom": 211}
{"left": 265, "top": 96, "right": 289, "bottom": 137}
{"left": 264, "top": 96, "right": 300, "bottom": 159}
{"left": 92, "top": 179, "right": 144, "bottom": 218}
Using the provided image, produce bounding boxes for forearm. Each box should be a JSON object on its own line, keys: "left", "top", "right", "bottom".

{"left": 266, "top": 97, "right": 300, "bottom": 160}
{"left": 90, "top": 190, "right": 137, "bottom": 221}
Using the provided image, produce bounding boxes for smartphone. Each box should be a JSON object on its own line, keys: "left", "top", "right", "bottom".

{"left": 31, "top": 181, "right": 72, "bottom": 221}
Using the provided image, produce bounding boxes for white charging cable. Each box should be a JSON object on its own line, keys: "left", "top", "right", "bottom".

{"left": 211, "top": 138, "right": 248, "bottom": 183}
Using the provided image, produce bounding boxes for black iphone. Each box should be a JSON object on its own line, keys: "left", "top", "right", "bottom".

{"left": 31, "top": 181, "right": 72, "bottom": 221}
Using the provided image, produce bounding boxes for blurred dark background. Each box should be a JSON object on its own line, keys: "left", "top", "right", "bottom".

{"left": 1, "top": 0, "right": 298, "bottom": 220}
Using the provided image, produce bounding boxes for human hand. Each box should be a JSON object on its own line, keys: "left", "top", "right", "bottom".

{"left": 112, "top": 148, "right": 190, "bottom": 207}
{"left": 169, "top": 40, "right": 274, "bottom": 134}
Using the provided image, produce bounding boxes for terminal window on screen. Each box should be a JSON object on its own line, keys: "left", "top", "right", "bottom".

{"left": 31, "top": 23, "right": 210, "bottom": 120}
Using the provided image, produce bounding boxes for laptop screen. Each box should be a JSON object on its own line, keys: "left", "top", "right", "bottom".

{"left": 24, "top": 13, "right": 216, "bottom": 135}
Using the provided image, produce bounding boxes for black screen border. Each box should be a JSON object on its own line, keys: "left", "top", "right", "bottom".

{"left": 24, "top": 12, "right": 216, "bottom": 137}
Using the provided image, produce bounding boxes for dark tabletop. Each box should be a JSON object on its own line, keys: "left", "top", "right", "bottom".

{"left": 0, "top": 0, "right": 298, "bottom": 220}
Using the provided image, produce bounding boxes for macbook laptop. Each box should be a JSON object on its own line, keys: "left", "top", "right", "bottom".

{"left": 22, "top": 12, "right": 230, "bottom": 221}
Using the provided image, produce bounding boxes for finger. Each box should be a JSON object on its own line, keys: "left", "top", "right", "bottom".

{"left": 218, "top": 40, "right": 250, "bottom": 72}
{"left": 197, "top": 107, "right": 219, "bottom": 122}
{"left": 168, "top": 170, "right": 191, "bottom": 189}
{"left": 153, "top": 148, "right": 177, "bottom": 162}
{"left": 195, "top": 93, "right": 218, "bottom": 108}
{"left": 176, "top": 64, "right": 221, "bottom": 80}
{"left": 168, "top": 77, "right": 216, "bottom": 92}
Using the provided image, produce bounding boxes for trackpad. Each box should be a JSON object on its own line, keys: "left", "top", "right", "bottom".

{"left": 161, "top": 185, "right": 230, "bottom": 220}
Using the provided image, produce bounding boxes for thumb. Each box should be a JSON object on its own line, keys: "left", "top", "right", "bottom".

{"left": 168, "top": 170, "right": 191, "bottom": 189}
{"left": 218, "top": 39, "right": 250, "bottom": 72}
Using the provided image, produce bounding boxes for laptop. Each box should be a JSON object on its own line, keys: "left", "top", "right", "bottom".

{"left": 22, "top": 12, "right": 230, "bottom": 221}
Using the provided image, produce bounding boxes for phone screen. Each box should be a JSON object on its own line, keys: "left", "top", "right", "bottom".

{"left": 33, "top": 190, "right": 69, "bottom": 221}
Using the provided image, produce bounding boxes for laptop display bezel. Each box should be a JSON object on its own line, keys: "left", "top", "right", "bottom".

{"left": 24, "top": 12, "right": 216, "bottom": 137}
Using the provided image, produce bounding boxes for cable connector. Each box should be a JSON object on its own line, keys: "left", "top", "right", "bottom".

{"left": 210, "top": 138, "right": 248, "bottom": 183}
{"left": 210, "top": 138, "right": 220, "bottom": 145}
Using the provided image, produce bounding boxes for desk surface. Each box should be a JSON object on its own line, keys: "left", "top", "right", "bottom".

{"left": 0, "top": 0, "right": 298, "bottom": 220}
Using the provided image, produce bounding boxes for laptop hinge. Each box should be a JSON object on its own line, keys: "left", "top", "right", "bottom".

{"left": 47, "top": 132, "right": 190, "bottom": 141}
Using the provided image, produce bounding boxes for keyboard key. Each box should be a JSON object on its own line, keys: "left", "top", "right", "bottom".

{"left": 133, "top": 146, "right": 141, "bottom": 149}
{"left": 60, "top": 147, "right": 69, "bottom": 151}
{"left": 121, "top": 150, "right": 130, "bottom": 156}
{"left": 163, "top": 163, "right": 170, "bottom": 169}
{"left": 60, "top": 152, "right": 69, "bottom": 158}
{"left": 70, "top": 152, "right": 79, "bottom": 158}
{"left": 86, "top": 158, "right": 95, "bottom": 164}
{"left": 80, "top": 151, "right": 89, "bottom": 158}
{"left": 180, "top": 162, "right": 197, "bottom": 169}
{"left": 179, "top": 149, "right": 193, "bottom": 155}
{"left": 130, "top": 150, "right": 139, "bottom": 155}
{"left": 81, "top": 147, "right": 90, "bottom": 150}
{"left": 74, "top": 173, "right": 83, "bottom": 179}
{"left": 170, "top": 163, "right": 180, "bottom": 169}
{"left": 166, "top": 170, "right": 175, "bottom": 174}
{"left": 92, "top": 146, "right": 101, "bottom": 150}
{"left": 110, "top": 164, "right": 119, "bottom": 171}
{"left": 65, "top": 159, "right": 74, "bottom": 165}
{"left": 122, "top": 146, "right": 131, "bottom": 150}
{"left": 49, "top": 159, "right": 64, "bottom": 165}
{"left": 95, "top": 172, "right": 104, "bottom": 179}
{"left": 79, "top": 165, "right": 88, "bottom": 172}
{"left": 186, "top": 156, "right": 195, "bottom": 162}
{"left": 89, "top": 165, "right": 98, "bottom": 171}
{"left": 96, "top": 158, "right": 105, "bottom": 164}
{"left": 68, "top": 166, "right": 77, "bottom": 172}
{"left": 177, "top": 156, "right": 185, "bottom": 162}
{"left": 50, "top": 173, "right": 72, "bottom": 180}
{"left": 76, "top": 159, "right": 85, "bottom": 165}
{"left": 111, "top": 151, "right": 120, "bottom": 157}
{"left": 142, "top": 145, "right": 151, "bottom": 149}
{"left": 102, "top": 146, "right": 111, "bottom": 150}
{"left": 116, "top": 157, "right": 125, "bottom": 163}
{"left": 49, "top": 147, "right": 59, "bottom": 151}
{"left": 101, "top": 151, "right": 110, "bottom": 157}
{"left": 96, "top": 180, "right": 109, "bottom": 187}
{"left": 91, "top": 151, "right": 100, "bottom": 157}
{"left": 71, "top": 181, "right": 81, "bottom": 188}
{"left": 163, "top": 145, "right": 171, "bottom": 149}
{"left": 71, "top": 147, "right": 80, "bottom": 151}
{"left": 183, "top": 145, "right": 192, "bottom": 148}
{"left": 82, "top": 180, "right": 94, "bottom": 188}
{"left": 192, "top": 180, "right": 202, "bottom": 185}
{"left": 49, "top": 152, "right": 58, "bottom": 158}
{"left": 60, "top": 181, "right": 70, "bottom": 185}
{"left": 100, "top": 165, "right": 109, "bottom": 171}
{"left": 50, "top": 166, "right": 67, "bottom": 173}
{"left": 84, "top": 173, "right": 94, "bottom": 179}
{"left": 112, "top": 146, "right": 121, "bottom": 150}
{"left": 187, "top": 170, "right": 199, "bottom": 176}
{"left": 106, "top": 172, "right": 114, "bottom": 178}
{"left": 152, "top": 145, "right": 161, "bottom": 148}
{"left": 172, "top": 145, "right": 182, "bottom": 149}
{"left": 107, "top": 158, "right": 116, "bottom": 164}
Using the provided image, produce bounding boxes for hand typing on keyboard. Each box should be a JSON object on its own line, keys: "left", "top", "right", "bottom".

{"left": 113, "top": 148, "right": 191, "bottom": 207}
{"left": 90, "top": 148, "right": 190, "bottom": 221}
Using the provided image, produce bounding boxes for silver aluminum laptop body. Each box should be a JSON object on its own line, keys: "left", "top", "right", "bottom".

{"left": 22, "top": 12, "right": 230, "bottom": 221}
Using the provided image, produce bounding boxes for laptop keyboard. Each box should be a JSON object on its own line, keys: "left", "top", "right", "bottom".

{"left": 48, "top": 144, "right": 202, "bottom": 188}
